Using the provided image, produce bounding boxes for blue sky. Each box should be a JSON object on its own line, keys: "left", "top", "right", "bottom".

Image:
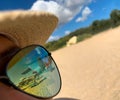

{"left": 0, "top": 0, "right": 120, "bottom": 41}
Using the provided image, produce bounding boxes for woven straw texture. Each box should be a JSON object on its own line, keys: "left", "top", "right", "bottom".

{"left": 0, "top": 10, "right": 58, "bottom": 47}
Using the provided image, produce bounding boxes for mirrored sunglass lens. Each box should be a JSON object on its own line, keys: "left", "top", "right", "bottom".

{"left": 6, "top": 46, "right": 61, "bottom": 98}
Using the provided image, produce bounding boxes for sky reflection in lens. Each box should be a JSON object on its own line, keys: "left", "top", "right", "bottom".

{"left": 7, "top": 46, "right": 61, "bottom": 98}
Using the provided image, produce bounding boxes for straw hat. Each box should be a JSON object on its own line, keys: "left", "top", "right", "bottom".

{"left": 0, "top": 10, "right": 58, "bottom": 47}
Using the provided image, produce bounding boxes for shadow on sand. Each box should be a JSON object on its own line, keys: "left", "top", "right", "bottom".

{"left": 54, "top": 97, "right": 80, "bottom": 100}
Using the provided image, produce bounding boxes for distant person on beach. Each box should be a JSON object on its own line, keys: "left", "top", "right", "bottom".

{"left": 0, "top": 10, "right": 61, "bottom": 100}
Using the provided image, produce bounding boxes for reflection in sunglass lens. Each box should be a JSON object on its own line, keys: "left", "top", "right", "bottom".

{"left": 6, "top": 46, "right": 61, "bottom": 98}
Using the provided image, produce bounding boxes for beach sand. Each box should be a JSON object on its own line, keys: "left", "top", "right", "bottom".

{"left": 52, "top": 26, "right": 120, "bottom": 100}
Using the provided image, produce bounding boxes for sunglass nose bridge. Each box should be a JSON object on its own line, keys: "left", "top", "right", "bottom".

{"left": 0, "top": 76, "right": 12, "bottom": 86}
{"left": 0, "top": 76, "right": 8, "bottom": 79}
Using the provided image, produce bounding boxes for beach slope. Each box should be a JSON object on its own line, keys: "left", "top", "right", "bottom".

{"left": 53, "top": 26, "right": 120, "bottom": 100}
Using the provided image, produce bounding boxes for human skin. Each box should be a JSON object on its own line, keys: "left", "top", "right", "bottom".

{"left": 0, "top": 35, "right": 52, "bottom": 100}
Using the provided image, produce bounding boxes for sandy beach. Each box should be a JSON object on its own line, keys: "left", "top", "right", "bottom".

{"left": 52, "top": 26, "right": 120, "bottom": 100}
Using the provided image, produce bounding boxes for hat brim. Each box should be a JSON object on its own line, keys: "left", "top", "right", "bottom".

{"left": 0, "top": 10, "right": 58, "bottom": 47}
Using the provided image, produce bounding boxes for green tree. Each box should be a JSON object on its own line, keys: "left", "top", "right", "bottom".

{"left": 110, "top": 9, "right": 120, "bottom": 27}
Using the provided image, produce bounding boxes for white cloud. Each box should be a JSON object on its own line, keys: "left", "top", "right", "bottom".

{"left": 76, "top": 7, "right": 92, "bottom": 22}
{"left": 65, "top": 30, "right": 71, "bottom": 35}
{"left": 30, "top": 0, "right": 92, "bottom": 26}
{"left": 102, "top": 8, "right": 107, "bottom": 11}
{"left": 47, "top": 35, "right": 60, "bottom": 42}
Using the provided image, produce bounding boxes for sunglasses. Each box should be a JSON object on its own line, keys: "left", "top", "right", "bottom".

{"left": 0, "top": 45, "right": 62, "bottom": 99}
